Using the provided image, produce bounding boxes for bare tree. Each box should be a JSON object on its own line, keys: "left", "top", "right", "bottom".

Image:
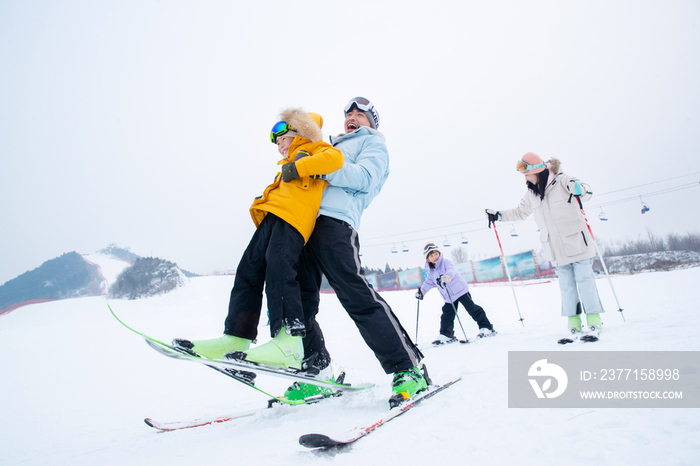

{"left": 647, "top": 229, "right": 665, "bottom": 252}
{"left": 602, "top": 230, "right": 700, "bottom": 256}
{"left": 451, "top": 246, "right": 470, "bottom": 264}
{"left": 667, "top": 231, "right": 700, "bottom": 251}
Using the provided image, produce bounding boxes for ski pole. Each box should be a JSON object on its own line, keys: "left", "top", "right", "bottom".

{"left": 492, "top": 223, "right": 525, "bottom": 326}
{"left": 415, "top": 296, "right": 420, "bottom": 343}
{"left": 573, "top": 196, "right": 626, "bottom": 322}
{"left": 438, "top": 277, "right": 469, "bottom": 343}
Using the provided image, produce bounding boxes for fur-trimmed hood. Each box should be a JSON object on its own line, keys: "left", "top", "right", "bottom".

{"left": 547, "top": 158, "right": 561, "bottom": 174}
{"left": 279, "top": 108, "right": 323, "bottom": 143}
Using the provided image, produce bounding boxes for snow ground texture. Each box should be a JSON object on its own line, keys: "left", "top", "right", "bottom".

{"left": 1, "top": 263, "right": 699, "bottom": 465}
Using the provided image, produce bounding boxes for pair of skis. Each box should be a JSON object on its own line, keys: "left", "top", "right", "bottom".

{"left": 109, "top": 304, "right": 362, "bottom": 402}
{"left": 429, "top": 330, "right": 499, "bottom": 347}
{"left": 431, "top": 337, "right": 469, "bottom": 346}
{"left": 145, "top": 374, "right": 462, "bottom": 447}
{"left": 299, "top": 376, "right": 462, "bottom": 448}
{"left": 558, "top": 330, "right": 600, "bottom": 345}
{"left": 145, "top": 408, "right": 265, "bottom": 432}
{"left": 143, "top": 336, "right": 372, "bottom": 393}
{"left": 109, "top": 305, "right": 461, "bottom": 448}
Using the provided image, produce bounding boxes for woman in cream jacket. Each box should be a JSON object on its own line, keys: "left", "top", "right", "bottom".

{"left": 486, "top": 152, "right": 604, "bottom": 338}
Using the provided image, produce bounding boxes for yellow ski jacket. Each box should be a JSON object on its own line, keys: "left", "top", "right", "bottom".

{"left": 250, "top": 110, "right": 344, "bottom": 243}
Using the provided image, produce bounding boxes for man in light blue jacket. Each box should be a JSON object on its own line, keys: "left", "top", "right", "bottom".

{"left": 288, "top": 97, "right": 426, "bottom": 407}
{"left": 317, "top": 123, "right": 389, "bottom": 229}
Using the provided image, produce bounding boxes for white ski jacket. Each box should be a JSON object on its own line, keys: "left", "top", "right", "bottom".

{"left": 500, "top": 172, "right": 595, "bottom": 267}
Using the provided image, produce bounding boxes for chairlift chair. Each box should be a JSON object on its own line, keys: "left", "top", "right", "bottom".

{"left": 443, "top": 237, "right": 451, "bottom": 248}
{"left": 391, "top": 244, "right": 398, "bottom": 254}
{"left": 461, "top": 233, "right": 468, "bottom": 245}
{"left": 402, "top": 243, "right": 409, "bottom": 253}
{"left": 640, "top": 196, "right": 650, "bottom": 214}
{"left": 598, "top": 207, "right": 608, "bottom": 221}
{"left": 510, "top": 225, "right": 518, "bottom": 237}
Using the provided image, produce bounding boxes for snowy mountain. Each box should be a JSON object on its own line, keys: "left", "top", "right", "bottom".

{"left": 0, "top": 248, "right": 195, "bottom": 314}
{"left": 1, "top": 267, "right": 699, "bottom": 465}
{"left": 0, "top": 252, "right": 105, "bottom": 314}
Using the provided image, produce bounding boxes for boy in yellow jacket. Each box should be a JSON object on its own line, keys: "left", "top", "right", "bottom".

{"left": 174, "top": 108, "right": 343, "bottom": 370}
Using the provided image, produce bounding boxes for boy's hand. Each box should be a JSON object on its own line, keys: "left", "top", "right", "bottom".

{"left": 439, "top": 275, "right": 451, "bottom": 283}
{"left": 415, "top": 289, "right": 424, "bottom": 300}
{"left": 281, "top": 162, "right": 299, "bottom": 182}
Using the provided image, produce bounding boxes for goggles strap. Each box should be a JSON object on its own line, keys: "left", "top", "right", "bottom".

{"left": 517, "top": 160, "right": 545, "bottom": 172}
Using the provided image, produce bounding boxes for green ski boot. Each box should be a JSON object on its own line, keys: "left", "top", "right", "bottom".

{"left": 557, "top": 315, "right": 584, "bottom": 344}
{"left": 586, "top": 313, "right": 603, "bottom": 334}
{"left": 172, "top": 335, "right": 251, "bottom": 360}
{"left": 389, "top": 365, "right": 429, "bottom": 408}
{"left": 283, "top": 366, "right": 336, "bottom": 402}
{"left": 567, "top": 314, "right": 582, "bottom": 334}
{"left": 228, "top": 327, "right": 304, "bottom": 370}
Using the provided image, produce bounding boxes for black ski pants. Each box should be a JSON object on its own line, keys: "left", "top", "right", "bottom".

{"left": 224, "top": 213, "right": 305, "bottom": 340}
{"left": 441, "top": 292, "right": 492, "bottom": 337}
{"left": 296, "top": 215, "right": 422, "bottom": 374}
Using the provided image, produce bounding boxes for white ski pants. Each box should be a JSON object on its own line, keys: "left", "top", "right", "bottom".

{"left": 555, "top": 258, "right": 605, "bottom": 317}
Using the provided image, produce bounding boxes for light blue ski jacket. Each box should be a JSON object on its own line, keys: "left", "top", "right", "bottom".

{"left": 318, "top": 126, "right": 389, "bottom": 230}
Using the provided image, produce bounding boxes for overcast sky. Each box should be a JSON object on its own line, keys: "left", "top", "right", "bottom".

{"left": 1, "top": 0, "right": 699, "bottom": 285}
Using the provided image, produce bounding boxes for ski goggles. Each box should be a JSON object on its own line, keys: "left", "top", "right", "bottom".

{"left": 516, "top": 160, "right": 546, "bottom": 173}
{"left": 270, "top": 121, "right": 296, "bottom": 144}
{"left": 423, "top": 242, "right": 440, "bottom": 257}
{"left": 343, "top": 97, "right": 380, "bottom": 128}
{"left": 344, "top": 97, "right": 373, "bottom": 114}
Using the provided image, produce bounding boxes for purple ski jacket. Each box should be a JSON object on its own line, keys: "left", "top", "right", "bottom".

{"left": 419, "top": 254, "right": 469, "bottom": 304}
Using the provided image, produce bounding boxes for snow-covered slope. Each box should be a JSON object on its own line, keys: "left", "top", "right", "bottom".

{"left": 1, "top": 269, "right": 699, "bottom": 465}
{"left": 82, "top": 252, "right": 132, "bottom": 294}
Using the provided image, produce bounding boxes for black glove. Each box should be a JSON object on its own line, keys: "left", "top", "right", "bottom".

{"left": 281, "top": 162, "right": 299, "bottom": 182}
{"left": 415, "top": 289, "right": 424, "bottom": 300}
{"left": 485, "top": 209, "right": 501, "bottom": 229}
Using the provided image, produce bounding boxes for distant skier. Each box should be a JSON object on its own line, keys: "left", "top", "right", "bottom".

{"left": 416, "top": 242, "right": 496, "bottom": 344}
{"left": 485, "top": 153, "right": 605, "bottom": 339}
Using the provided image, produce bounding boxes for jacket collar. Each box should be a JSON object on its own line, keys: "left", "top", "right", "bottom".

{"left": 330, "top": 126, "right": 385, "bottom": 145}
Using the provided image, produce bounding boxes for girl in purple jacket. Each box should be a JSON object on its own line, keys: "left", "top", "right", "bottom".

{"left": 416, "top": 242, "right": 496, "bottom": 344}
